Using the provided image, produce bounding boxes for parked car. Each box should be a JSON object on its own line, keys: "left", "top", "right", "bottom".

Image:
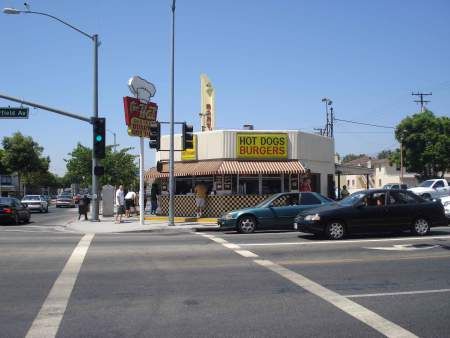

{"left": 409, "top": 179, "right": 450, "bottom": 200}
{"left": 383, "top": 183, "right": 408, "bottom": 190}
{"left": 21, "top": 195, "right": 49, "bottom": 213}
{"left": 294, "top": 189, "right": 447, "bottom": 240}
{"left": 218, "top": 192, "right": 333, "bottom": 233}
{"left": 56, "top": 194, "right": 75, "bottom": 208}
{"left": 440, "top": 196, "right": 450, "bottom": 221}
{"left": 0, "top": 197, "right": 31, "bottom": 224}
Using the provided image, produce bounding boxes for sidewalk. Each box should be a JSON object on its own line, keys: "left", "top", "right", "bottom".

{"left": 64, "top": 214, "right": 219, "bottom": 234}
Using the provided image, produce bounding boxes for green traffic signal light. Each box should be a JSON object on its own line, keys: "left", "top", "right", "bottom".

{"left": 96, "top": 135, "right": 103, "bottom": 142}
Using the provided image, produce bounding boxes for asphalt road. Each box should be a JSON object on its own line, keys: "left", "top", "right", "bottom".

{"left": 1, "top": 213, "right": 450, "bottom": 337}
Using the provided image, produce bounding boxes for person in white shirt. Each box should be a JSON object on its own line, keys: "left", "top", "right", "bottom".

{"left": 115, "top": 185, "right": 125, "bottom": 224}
{"left": 125, "top": 190, "right": 136, "bottom": 217}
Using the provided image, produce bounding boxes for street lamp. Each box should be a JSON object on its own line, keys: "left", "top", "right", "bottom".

{"left": 3, "top": 7, "right": 101, "bottom": 221}
{"left": 321, "top": 98, "right": 333, "bottom": 137}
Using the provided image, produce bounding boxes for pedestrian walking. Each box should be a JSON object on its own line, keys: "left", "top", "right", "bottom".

{"left": 115, "top": 185, "right": 125, "bottom": 224}
{"left": 194, "top": 181, "right": 207, "bottom": 218}
{"left": 78, "top": 194, "right": 91, "bottom": 221}
{"left": 125, "top": 189, "right": 136, "bottom": 217}
{"left": 150, "top": 183, "right": 159, "bottom": 215}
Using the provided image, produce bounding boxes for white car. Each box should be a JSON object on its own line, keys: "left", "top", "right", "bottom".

{"left": 21, "top": 195, "right": 49, "bottom": 213}
{"left": 440, "top": 196, "right": 450, "bottom": 221}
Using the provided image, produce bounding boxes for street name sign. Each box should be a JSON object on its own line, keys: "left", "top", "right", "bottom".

{"left": 0, "top": 107, "right": 29, "bottom": 119}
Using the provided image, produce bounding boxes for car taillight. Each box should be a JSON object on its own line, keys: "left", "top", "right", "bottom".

{"left": 3, "top": 208, "right": 12, "bottom": 214}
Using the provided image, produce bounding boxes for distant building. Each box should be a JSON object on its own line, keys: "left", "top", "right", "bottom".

{"left": 0, "top": 173, "right": 20, "bottom": 197}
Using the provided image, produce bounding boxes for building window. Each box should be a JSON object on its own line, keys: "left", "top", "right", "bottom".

{"left": 347, "top": 179, "right": 350, "bottom": 186}
{"left": 1, "top": 175, "right": 12, "bottom": 185}
{"left": 239, "top": 176, "right": 259, "bottom": 195}
{"left": 379, "top": 179, "right": 382, "bottom": 187}
{"left": 262, "top": 175, "right": 282, "bottom": 194}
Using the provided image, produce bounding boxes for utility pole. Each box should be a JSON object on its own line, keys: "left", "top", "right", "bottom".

{"left": 412, "top": 92, "right": 432, "bottom": 112}
{"left": 168, "top": 0, "right": 176, "bottom": 226}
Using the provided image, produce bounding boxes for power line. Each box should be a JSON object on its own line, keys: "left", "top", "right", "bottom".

{"left": 412, "top": 92, "right": 432, "bottom": 112}
{"left": 334, "top": 118, "right": 395, "bottom": 129}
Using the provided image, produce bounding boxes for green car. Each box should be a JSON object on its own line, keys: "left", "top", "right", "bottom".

{"left": 218, "top": 192, "right": 334, "bottom": 233}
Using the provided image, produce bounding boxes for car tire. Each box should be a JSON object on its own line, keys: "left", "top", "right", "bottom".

{"left": 24, "top": 216, "right": 30, "bottom": 224}
{"left": 411, "top": 217, "right": 430, "bottom": 236}
{"left": 14, "top": 214, "right": 20, "bottom": 225}
{"left": 45, "top": 207, "right": 49, "bottom": 213}
{"left": 325, "top": 221, "right": 345, "bottom": 240}
{"left": 237, "top": 216, "right": 257, "bottom": 234}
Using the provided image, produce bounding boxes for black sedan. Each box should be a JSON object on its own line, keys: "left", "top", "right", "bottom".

{"left": 294, "top": 189, "right": 448, "bottom": 240}
{"left": 0, "top": 197, "right": 31, "bottom": 225}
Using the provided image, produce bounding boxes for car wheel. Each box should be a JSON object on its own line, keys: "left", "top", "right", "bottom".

{"left": 14, "top": 214, "right": 20, "bottom": 225}
{"left": 325, "top": 221, "right": 345, "bottom": 240}
{"left": 45, "top": 207, "right": 49, "bottom": 213}
{"left": 24, "top": 215, "right": 30, "bottom": 224}
{"left": 238, "top": 216, "right": 256, "bottom": 234}
{"left": 412, "top": 217, "right": 430, "bottom": 236}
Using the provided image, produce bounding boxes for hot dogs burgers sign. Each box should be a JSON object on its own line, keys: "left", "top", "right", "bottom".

{"left": 236, "top": 133, "right": 288, "bottom": 159}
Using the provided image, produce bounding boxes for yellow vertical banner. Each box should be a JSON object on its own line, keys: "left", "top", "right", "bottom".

{"left": 182, "top": 135, "right": 197, "bottom": 161}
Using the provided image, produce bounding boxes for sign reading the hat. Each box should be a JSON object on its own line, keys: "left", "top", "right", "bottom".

{"left": 236, "top": 133, "right": 288, "bottom": 159}
{"left": 123, "top": 96, "right": 158, "bottom": 138}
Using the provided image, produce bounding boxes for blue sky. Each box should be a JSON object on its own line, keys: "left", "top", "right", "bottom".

{"left": 1, "top": 0, "right": 449, "bottom": 175}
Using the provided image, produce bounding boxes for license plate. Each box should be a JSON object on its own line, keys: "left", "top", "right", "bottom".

{"left": 293, "top": 223, "right": 298, "bottom": 230}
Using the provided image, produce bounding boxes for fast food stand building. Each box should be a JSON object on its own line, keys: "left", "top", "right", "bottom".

{"left": 145, "top": 129, "right": 335, "bottom": 217}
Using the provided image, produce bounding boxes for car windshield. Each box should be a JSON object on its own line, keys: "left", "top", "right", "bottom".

{"left": 419, "top": 180, "right": 434, "bottom": 187}
{"left": 339, "top": 192, "right": 366, "bottom": 206}
{"left": 23, "top": 195, "right": 40, "bottom": 200}
{"left": 0, "top": 197, "right": 12, "bottom": 205}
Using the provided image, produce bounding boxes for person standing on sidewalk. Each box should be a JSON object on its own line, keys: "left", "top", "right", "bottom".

{"left": 125, "top": 189, "right": 136, "bottom": 218}
{"left": 78, "top": 194, "right": 90, "bottom": 221}
{"left": 115, "top": 185, "right": 125, "bottom": 224}
{"left": 194, "top": 181, "right": 207, "bottom": 218}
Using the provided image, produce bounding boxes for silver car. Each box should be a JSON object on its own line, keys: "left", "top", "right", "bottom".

{"left": 21, "top": 195, "right": 49, "bottom": 213}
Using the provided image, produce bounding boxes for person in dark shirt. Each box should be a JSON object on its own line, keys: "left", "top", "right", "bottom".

{"left": 78, "top": 194, "right": 91, "bottom": 220}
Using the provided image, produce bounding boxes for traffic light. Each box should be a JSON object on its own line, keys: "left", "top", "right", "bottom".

{"left": 156, "top": 161, "right": 163, "bottom": 173}
{"left": 182, "top": 122, "right": 194, "bottom": 150}
{"left": 93, "top": 117, "right": 106, "bottom": 158}
{"left": 149, "top": 121, "right": 161, "bottom": 150}
{"left": 94, "top": 165, "right": 105, "bottom": 176}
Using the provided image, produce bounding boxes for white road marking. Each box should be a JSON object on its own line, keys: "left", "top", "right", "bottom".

{"left": 365, "top": 244, "right": 440, "bottom": 251}
{"left": 235, "top": 250, "right": 259, "bottom": 258}
{"left": 237, "top": 234, "right": 450, "bottom": 247}
{"left": 25, "top": 234, "right": 94, "bottom": 338}
{"left": 198, "top": 232, "right": 418, "bottom": 338}
{"left": 344, "top": 288, "right": 450, "bottom": 299}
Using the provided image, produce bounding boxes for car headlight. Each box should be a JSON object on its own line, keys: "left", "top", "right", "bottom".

{"left": 304, "top": 214, "right": 321, "bottom": 221}
{"left": 223, "top": 213, "right": 235, "bottom": 220}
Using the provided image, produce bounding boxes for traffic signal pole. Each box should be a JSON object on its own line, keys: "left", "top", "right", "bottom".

{"left": 168, "top": 0, "right": 176, "bottom": 226}
{"left": 91, "top": 34, "right": 100, "bottom": 222}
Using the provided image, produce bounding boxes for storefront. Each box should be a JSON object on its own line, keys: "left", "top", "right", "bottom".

{"left": 145, "top": 129, "right": 334, "bottom": 217}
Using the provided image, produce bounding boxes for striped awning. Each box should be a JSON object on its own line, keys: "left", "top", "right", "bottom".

{"left": 218, "top": 160, "right": 305, "bottom": 175}
{"left": 146, "top": 160, "right": 305, "bottom": 179}
{"left": 145, "top": 160, "right": 223, "bottom": 178}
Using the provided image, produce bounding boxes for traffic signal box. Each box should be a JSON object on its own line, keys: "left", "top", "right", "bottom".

{"left": 156, "top": 161, "right": 163, "bottom": 172}
{"left": 182, "top": 123, "right": 194, "bottom": 150}
{"left": 93, "top": 117, "right": 106, "bottom": 158}
{"left": 149, "top": 122, "right": 161, "bottom": 150}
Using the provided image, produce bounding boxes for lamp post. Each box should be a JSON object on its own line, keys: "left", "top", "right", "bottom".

{"left": 321, "top": 97, "right": 333, "bottom": 137}
{"left": 3, "top": 7, "right": 101, "bottom": 221}
{"left": 168, "top": 0, "right": 176, "bottom": 226}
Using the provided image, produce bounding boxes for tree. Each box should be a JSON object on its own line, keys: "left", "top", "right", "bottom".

{"left": 342, "top": 153, "right": 367, "bottom": 163}
{"left": 64, "top": 144, "right": 139, "bottom": 189}
{"left": 377, "top": 150, "right": 393, "bottom": 160}
{"left": 0, "top": 148, "right": 9, "bottom": 174}
{"left": 2, "top": 132, "right": 50, "bottom": 194}
{"left": 393, "top": 110, "right": 450, "bottom": 179}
